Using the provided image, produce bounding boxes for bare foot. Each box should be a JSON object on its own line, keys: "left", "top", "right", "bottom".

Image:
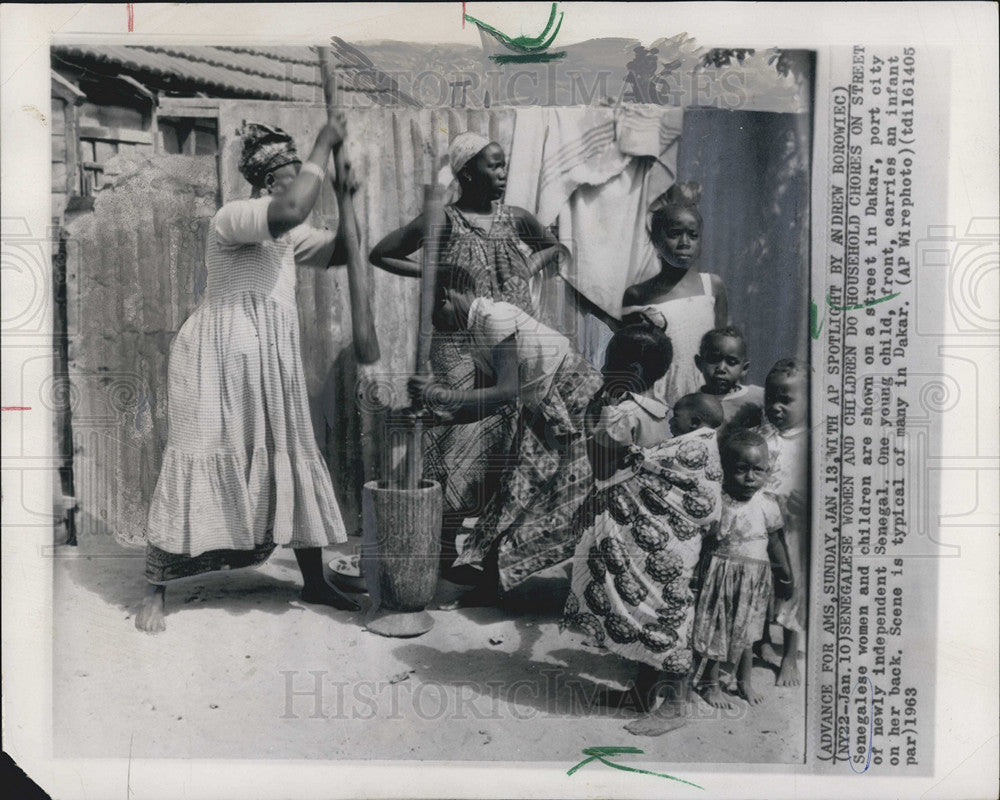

{"left": 624, "top": 703, "right": 688, "bottom": 736}
{"left": 777, "top": 654, "right": 801, "bottom": 686}
{"left": 136, "top": 584, "right": 166, "bottom": 634}
{"left": 738, "top": 679, "right": 765, "bottom": 706}
{"left": 592, "top": 686, "right": 654, "bottom": 714}
{"left": 756, "top": 640, "right": 780, "bottom": 665}
{"left": 300, "top": 580, "right": 360, "bottom": 612}
{"left": 698, "top": 683, "right": 734, "bottom": 709}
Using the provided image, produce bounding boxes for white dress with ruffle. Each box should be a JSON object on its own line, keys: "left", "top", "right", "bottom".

{"left": 146, "top": 197, "right": 347, "bottom": 562}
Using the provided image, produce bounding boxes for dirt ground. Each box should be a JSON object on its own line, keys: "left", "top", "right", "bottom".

{"left": 53, "top": 533, "right": 804, "bottom": 764}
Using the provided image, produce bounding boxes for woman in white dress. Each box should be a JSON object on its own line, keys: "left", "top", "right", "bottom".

{"left": 136, "top": 115, "right": 360, "bottom": 632}
{"left": 622, "top": 182, "right": 729, "bottom": 407}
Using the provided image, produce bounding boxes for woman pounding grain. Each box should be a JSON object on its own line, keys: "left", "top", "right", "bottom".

{"left": 370, "top": 132, "right": 569, "bottom": 582}
{"left": 136, "top": 116, "right": 361, "bottom": 633}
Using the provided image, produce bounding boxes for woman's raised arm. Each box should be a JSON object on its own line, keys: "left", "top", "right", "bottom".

{"left": 267, "top": 118, "right": 345, "bottom": 238}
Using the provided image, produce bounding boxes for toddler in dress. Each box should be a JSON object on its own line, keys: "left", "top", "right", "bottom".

{"left": 755, "top": 358, "right": 809, "bottom": 686}
{"left": 691, "top": 430, "right": 794, "bottom": 707}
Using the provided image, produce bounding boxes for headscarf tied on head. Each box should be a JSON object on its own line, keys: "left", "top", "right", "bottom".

{"left": 237, "top": 121, "right": 301, "bottom": 187}
{"left": 449, "top": 131, "right": 491, "bottom": 178}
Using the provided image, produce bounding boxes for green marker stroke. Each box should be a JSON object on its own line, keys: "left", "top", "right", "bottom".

{"left": 465, "top": 2, "right": 564, "bottom": 55}
{"left": 810, "top": 291, "right": 901, "bottom": 339}
{"left": 567, "top": 746, "right": 704, "bottom": 789}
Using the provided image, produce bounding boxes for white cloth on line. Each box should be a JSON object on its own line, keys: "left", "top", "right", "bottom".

{"left": 505, "top": 105, "right": 684, "bottom": 320}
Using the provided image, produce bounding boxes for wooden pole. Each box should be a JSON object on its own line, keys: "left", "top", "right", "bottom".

{"left": 318, "top": 46, "right": 382, "bottom": 490}
{"left": 404, "top": 184, "right": 446, "bottom": 490}
{"left": 318, "top": 46, "right": 380, "bottom": 365}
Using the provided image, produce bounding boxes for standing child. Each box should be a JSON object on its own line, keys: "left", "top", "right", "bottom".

{"left": 692, "top": 430, "right": 794, "bottom": 707}
{"left": 563, "top": 377, "right": 725, "bottom": 737}
{"left": 408, "top": 264, "right": 603, "bottom": 600}
{"left": 755, "top": 358, "right": 809, "bottom": 686}
{"left": 620, "top": 182, "right": 729, "bottom": 407}
{"left": 694, "top": 326, "right": 765, "bottom": 431}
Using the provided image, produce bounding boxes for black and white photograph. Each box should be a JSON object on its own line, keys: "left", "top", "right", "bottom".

{"left": 1, "top": 3, "right": 997, "bottom": 799}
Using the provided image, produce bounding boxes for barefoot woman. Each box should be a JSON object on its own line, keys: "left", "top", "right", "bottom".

{"left": 137, "top": 117, "right": 360, "bottom": 632}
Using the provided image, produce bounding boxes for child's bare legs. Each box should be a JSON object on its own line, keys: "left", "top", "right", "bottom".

{"left": 777, "top": 628, "right": 801, "bottom": 686}
{"left": 136, "top": 583, "right": 166, "bottom": 633}
{"left": 737, "top": 648, "right": 765, "bottom": 705}
{"left": 296, "top": 547, "right": 360, "bottom": 611}
{"left": 624, "top": 671, "right": 690, "bottom": 736}
{"left": 697, "top": 659, "right": 734, "bottom": 709}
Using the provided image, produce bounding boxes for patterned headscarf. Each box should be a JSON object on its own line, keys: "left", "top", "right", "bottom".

{"left": 448, "top": 131, "right": 491, "bottom": 177}
{"left": 237, "top": 121, "right": 301, "bottom": 187}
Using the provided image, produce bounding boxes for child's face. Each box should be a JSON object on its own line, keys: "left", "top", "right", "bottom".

{"left": 651, "top": 208, "right": 702, "bottom": 270}
{"left": 721, "top": 443, "right": 770, "bottom": 501}
{"left": 765, "top": 374, "right": 808, "bottom": 431}
{"left": 695, "top": 335, "right": 748, "bottom": 395}
{"left": 433, "top": 287, "right": 474, "bottom": 331}
{"left": 464, "top": 143, "right": 508, "bottom": 200}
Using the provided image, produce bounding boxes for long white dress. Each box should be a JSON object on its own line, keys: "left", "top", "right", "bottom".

{"left": 146, "top": 197, "right": 347, "bottom": 568}
{"left": 623, "top": 272, "right": 717, "bottom": 407}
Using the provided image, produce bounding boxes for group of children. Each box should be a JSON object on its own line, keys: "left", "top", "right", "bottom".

{"left": 411, "top": 266, "right": 808, "bottom": 728}
{"left": 562, "top": 322, "right": 808, "bottom": 734}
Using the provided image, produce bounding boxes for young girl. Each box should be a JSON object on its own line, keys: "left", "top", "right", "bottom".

{"left": 563, "top": 353, "right": 725, "bottom": 737}
{"left": 692, "top": 430, "right": 794, "bottom": 707}
{"left": 621, "top": 182, "right": 729, "bottom": 407}
{"left": 755, "top": 358, "right": 809, "bottom": 686}
{"left": 408, "top": 264, "right": 602, "bottom": 600}
{"left": 372, "top": 132, "right": 568, "bottom": 580}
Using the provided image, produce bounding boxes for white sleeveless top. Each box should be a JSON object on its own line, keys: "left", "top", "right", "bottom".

{"left": 623, "top": 272, "right": 717, "bottom": 407}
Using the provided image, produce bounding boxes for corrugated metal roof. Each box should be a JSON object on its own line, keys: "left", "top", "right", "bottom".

{"left": 52, "top": 42, "right": 420, "bottom": 107}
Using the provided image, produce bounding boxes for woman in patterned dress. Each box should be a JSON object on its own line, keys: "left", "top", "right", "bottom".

{"left": 563, "top": 424, "right": 723, "bottom": 736}
{"left": 407, "top": 264, "right": 603, "bottom": 599}
{"left": 136, "top": 117, "right": 360, "bottom": 632}
{"left": 370, "top": 132, "right": 569, "bottom": 579}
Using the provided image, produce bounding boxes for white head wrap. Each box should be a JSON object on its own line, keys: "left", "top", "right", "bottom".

{"left": 448, "top": 131, "right": 492, "bottom": 177}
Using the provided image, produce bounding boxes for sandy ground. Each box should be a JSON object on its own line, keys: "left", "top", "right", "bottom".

{"left": 54, "top": 533, "right": 804, "bottom": 764}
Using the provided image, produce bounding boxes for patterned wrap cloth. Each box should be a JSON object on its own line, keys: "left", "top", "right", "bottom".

{"left": 237, "top": 122, "right": 301, "bottom": 187}
{"left": 562, "top": 427, "right": 723, "bottom": 672}
{"left": 422, "top": 204, "right": 537, "bottom": 517}
{"left": 455, "top": 349, "right": 605, "bottom": 590}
